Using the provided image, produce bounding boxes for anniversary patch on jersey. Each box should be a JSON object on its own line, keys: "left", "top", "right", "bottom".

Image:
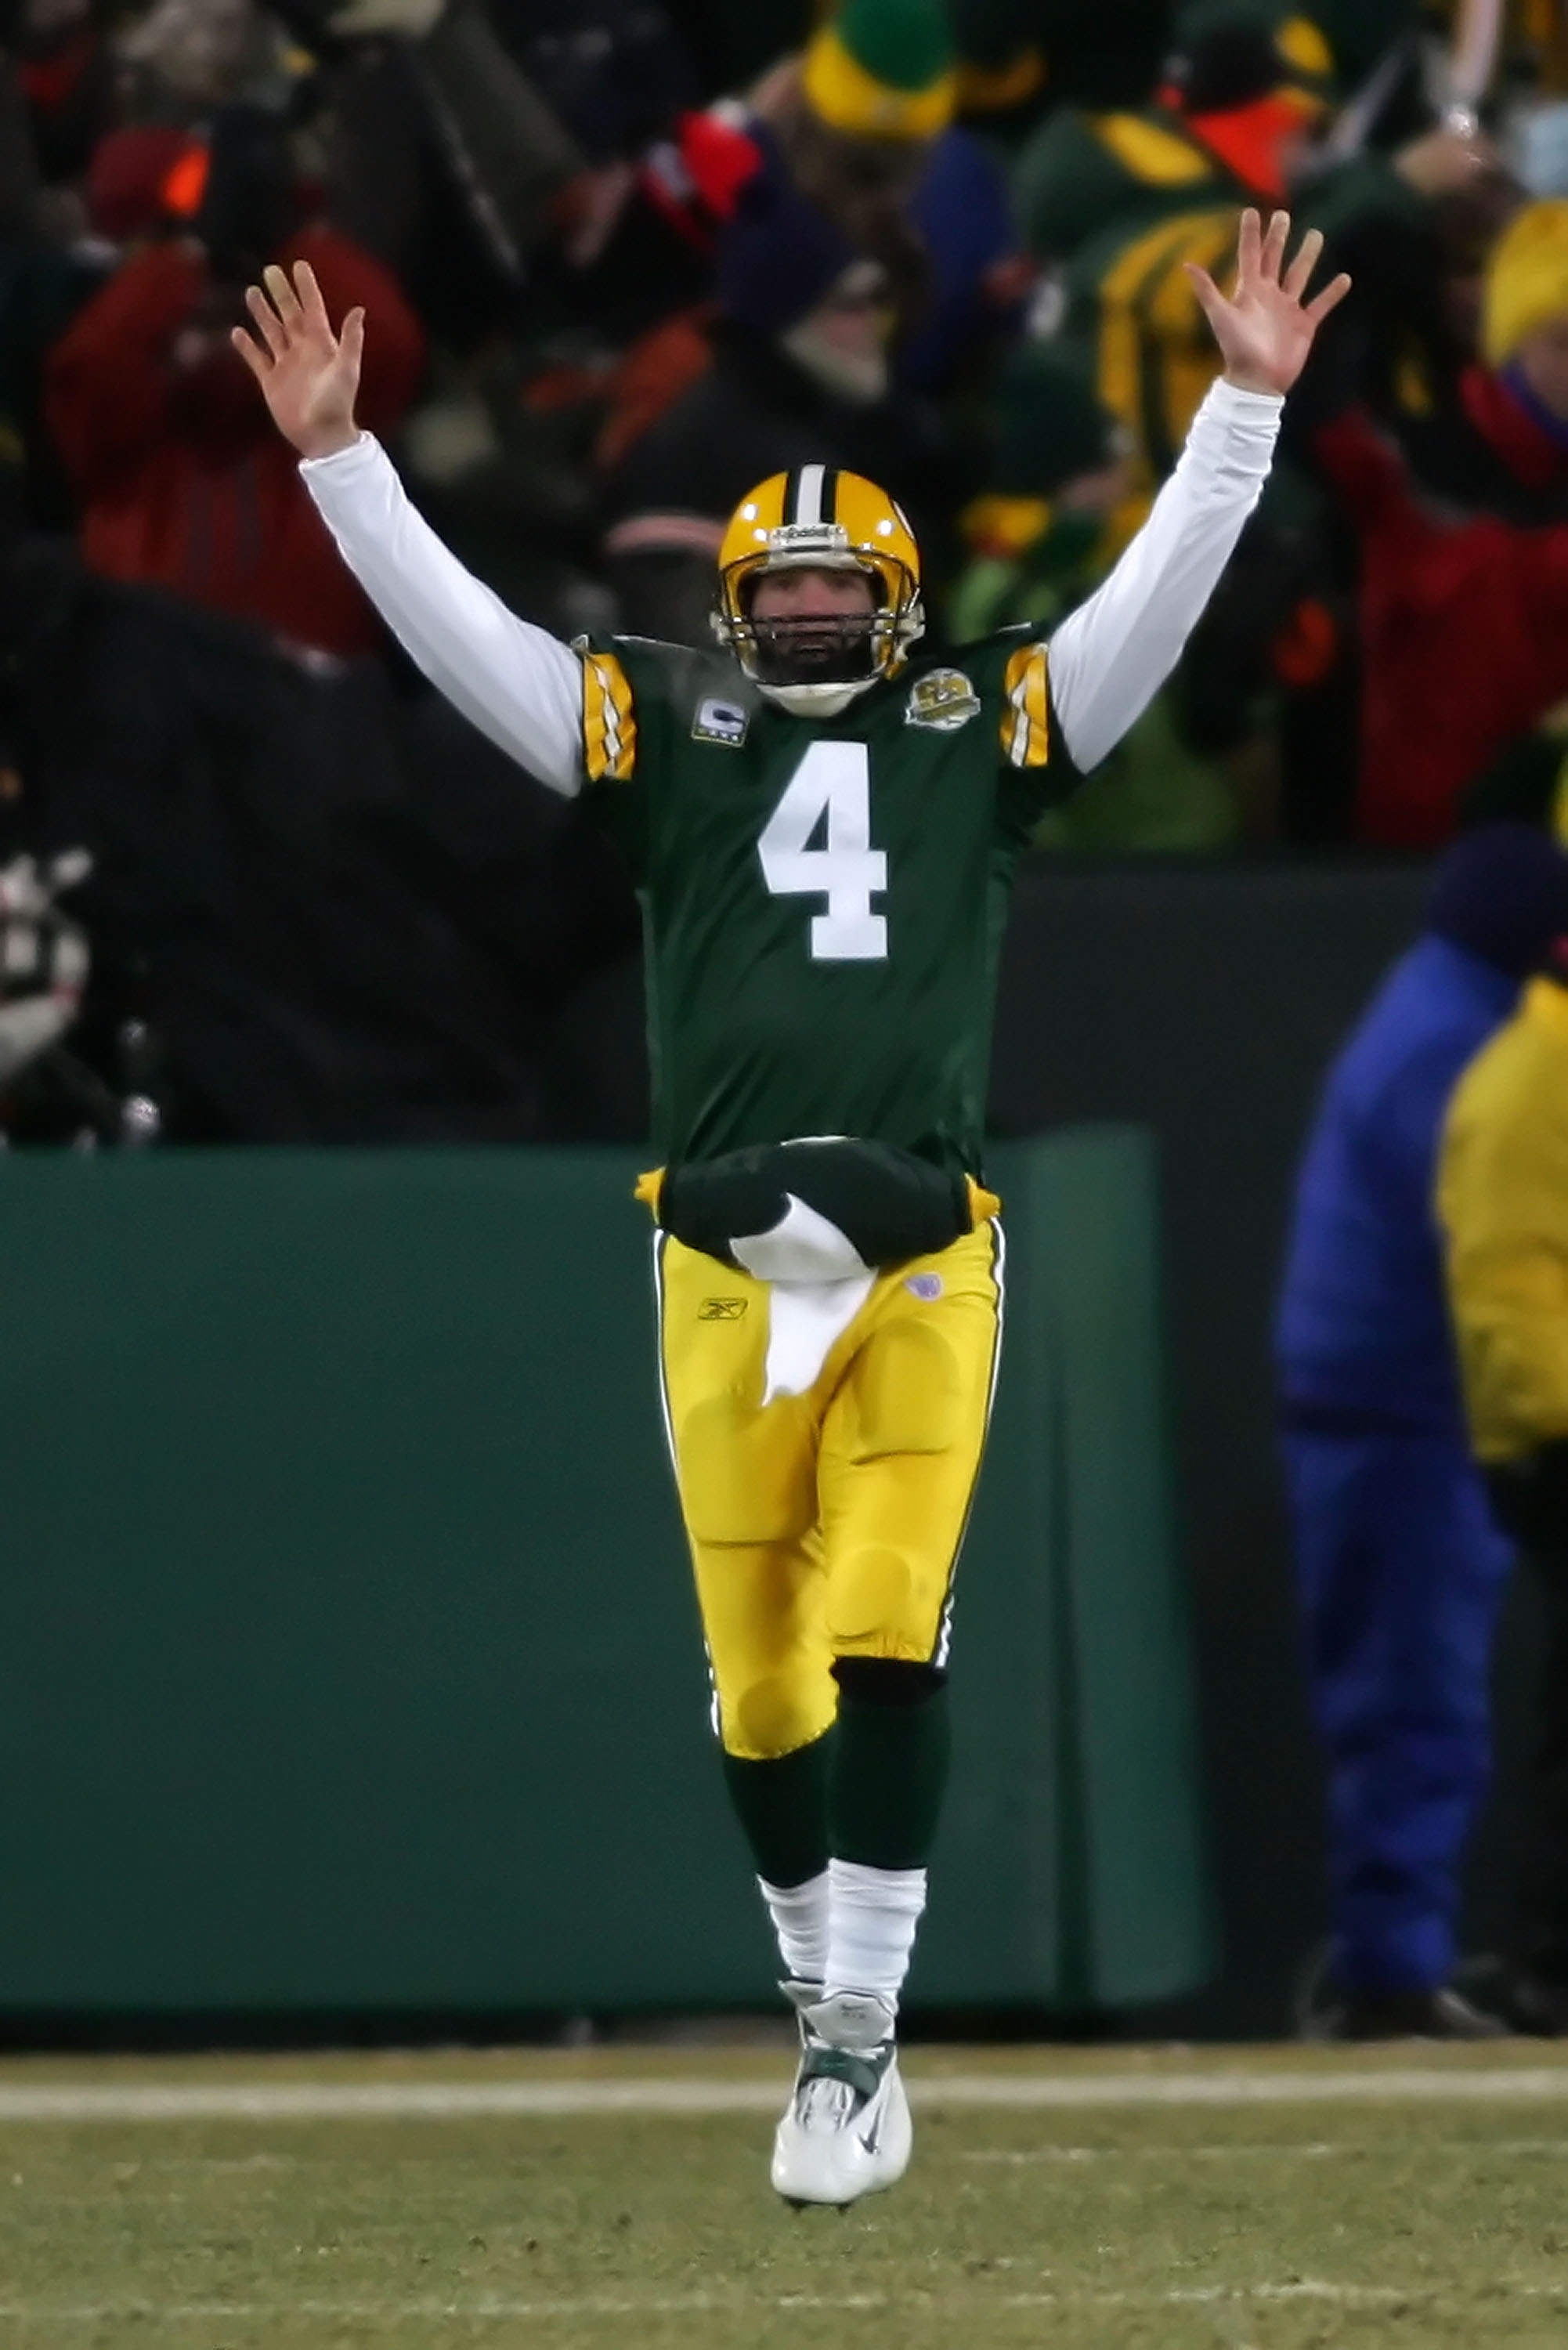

{"left": 693, "top": 696, "right": 750, "bottom": 747}
{"left": 905, "top": 668, "right": 981, "bottom": 732}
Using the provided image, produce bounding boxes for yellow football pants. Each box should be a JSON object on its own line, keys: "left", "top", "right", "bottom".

{"left": 656, "top": 1223, "right": 1004, "bottom": 1762}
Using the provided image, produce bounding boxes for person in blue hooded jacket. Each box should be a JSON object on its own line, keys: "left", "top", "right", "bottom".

{"left": 1277, "top": 822, "right": 1568, "bottom": 2039}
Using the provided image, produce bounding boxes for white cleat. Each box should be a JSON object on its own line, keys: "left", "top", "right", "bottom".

{"left": 770, "top": 1987, "right": 912, "bottom": 2208}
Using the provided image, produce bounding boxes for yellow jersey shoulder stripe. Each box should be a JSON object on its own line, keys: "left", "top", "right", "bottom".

{"left": 581, "top": 646, "right": 637, "bottom": 784}
{"left": 1092, "top": 112, "right": 1215, "bottom": 187}
{"left": 1001, "top": 641, "right": 1050, "bottom": 770}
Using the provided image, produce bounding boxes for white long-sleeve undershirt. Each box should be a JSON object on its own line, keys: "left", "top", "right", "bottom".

{"left": 1045, "top": 378, "right": 1281, "bottom": 769}
{"left": 301, "top": 429, "right": 586, "bottom": 795}
{"left": 298, "top": 375, "right": 1281, "bottom": 794}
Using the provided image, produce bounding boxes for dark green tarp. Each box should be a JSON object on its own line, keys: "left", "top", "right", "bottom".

{"left": 0, "top": 1132, "right": 1209, "bottom": 2012}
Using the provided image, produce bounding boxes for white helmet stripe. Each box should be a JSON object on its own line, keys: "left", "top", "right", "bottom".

{"left": 793, "top": 464, "right": 827, "bottom": 526}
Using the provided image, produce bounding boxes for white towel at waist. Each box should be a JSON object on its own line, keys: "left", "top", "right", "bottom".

{"left": 730, "top": 1193, "right": 876, "bottom": 1404}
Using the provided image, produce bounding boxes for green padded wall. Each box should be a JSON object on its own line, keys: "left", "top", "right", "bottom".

{"left": 0, "top": 1133, "right": 1212, "bottom": 2012}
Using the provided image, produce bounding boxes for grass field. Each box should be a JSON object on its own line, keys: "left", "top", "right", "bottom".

{"left": 3, "top": 2042, "right": 1568, "bottom": 2348}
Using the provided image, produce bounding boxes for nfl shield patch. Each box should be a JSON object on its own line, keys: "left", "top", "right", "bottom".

{"left": 905, "top": 668, "right": 981, "bottom": 732}
{"left": 692, "top": 696, "right": 750, "bottom": 747}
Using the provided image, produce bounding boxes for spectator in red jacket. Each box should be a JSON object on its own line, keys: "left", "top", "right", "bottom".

{"left": 1315, "top": 201, "right": 1568, "bottom": 847}
{"left": 45, "top": 114, "right": 425, "bottom": 660}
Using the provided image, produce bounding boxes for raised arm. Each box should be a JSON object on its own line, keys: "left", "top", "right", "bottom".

{"left": 234, "top": 262, "right": 583, "bottom": 797}
{"left": 1049, "top": 209, "right": 1349, "bottom": 773}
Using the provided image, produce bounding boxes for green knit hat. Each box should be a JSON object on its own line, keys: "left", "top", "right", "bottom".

{"left": 803, "top": 0, "right": 958, "bottom": 138}
{"left": 1167, "top": 0, "right": 1335, "bottom": 110}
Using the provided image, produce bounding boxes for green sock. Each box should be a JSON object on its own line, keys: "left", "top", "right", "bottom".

{"left": 829, "top": 1679, "right": 951, "bottom": 1870}
{"left": 721, "top": 1730, "right": 833, "bottom": 1888}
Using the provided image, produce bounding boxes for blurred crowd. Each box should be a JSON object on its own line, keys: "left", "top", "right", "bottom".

{"left": 8, "top": 0, "right": 1568, "bottom": 1138}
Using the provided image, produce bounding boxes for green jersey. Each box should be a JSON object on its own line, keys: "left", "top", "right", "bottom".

{"left": 579, "top": 630, "right": 1080, "bottom": 1180}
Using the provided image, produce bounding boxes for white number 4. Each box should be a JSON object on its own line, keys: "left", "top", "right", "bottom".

{"left": 757, "top": 741, "right": 887, "bottom": 962}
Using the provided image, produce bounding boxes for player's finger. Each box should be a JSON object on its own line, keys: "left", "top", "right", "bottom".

{"left": 1261, "top": 208, "right": 1291, "bottom": 284}
{"left": 1304, "top": 270, "right": 1353, "bottom": 326}
{"left": 1283, "top": 225, "right": 1324, "bottom": 302}
{"left": 293, "top": 258, "right": 334, "bottom": 342}
{"left": 337, "top": 306, "right": 366, "bottom": 375}
{"left": 230, "top": 322, "right": 272, "bottom": 379}
{"left": 243, "top": 281, "right": 287, "bottom": 358}
{"left": 262, "top": 262, "right": 304, "bottom": 332}
{"left": 1235, "top": 206, "right": 1262, "bottom": 291}
{"left": 1183, "top": 261, "right": 1227, "bottom": 325}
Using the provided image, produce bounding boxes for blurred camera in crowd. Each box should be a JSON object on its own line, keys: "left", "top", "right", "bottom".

{"left": 0, "top": 849, "right": 89, "bottom": 1092}
{"left": 0, "top": 843, "right": 168, "bottom": 1148}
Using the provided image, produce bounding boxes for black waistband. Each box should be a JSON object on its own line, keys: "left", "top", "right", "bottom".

{"left": 659, "top": 1139, "right": 973, "bottom": 1272}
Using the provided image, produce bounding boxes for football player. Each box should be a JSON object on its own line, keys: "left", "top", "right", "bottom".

{"left": 237, "top": 209, "right": 1347, "bottom": 2207}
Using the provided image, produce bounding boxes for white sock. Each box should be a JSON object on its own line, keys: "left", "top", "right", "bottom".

{"left": 824, "top": 1858, "right": 927, "bottom": 2012}
{"left": 758, "top": 1871, "right": 830, "bottom": 1984}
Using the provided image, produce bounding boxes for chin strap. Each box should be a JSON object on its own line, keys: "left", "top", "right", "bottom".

{"left": 711, "top": 595, "right": 926, "bottom": 714}
{"left": 757, "top": 676, "right": 883, "bottom": 717}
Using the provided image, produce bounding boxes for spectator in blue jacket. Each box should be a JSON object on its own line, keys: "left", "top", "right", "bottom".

{"left": 1277, "top": 822, "right": 1568, "bottom": 2038}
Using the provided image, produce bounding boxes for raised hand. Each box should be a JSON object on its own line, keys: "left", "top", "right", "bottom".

{"left": 232, "top": 261, "right": 365, "bottom": 461}
{"left": 1186, "top": 208, "right": 1351, "bottom": 399}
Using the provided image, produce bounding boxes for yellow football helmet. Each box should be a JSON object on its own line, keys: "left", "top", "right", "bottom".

{"left": 713, "top": 464, "right": 924, "bottom": 714}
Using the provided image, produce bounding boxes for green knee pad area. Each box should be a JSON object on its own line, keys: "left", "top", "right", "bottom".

{"left": 721, "top": 1734, "right": 833, "bottom": 1889}
{"left": 830, "top": 1679, "right": 951, "bottom": 1871}
{"left": 720, "top": 1683, "right": 951, "bottom": 1886}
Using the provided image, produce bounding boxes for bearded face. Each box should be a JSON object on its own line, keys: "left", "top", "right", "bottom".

{"left": 745, "top": 564, "right": 882, "bottom": 689}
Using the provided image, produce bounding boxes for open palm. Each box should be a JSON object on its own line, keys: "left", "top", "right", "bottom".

{"left": 232, "top": 262, "right": 365, "bottom": 461}
{"left": 1187, "top": 209, "right": 1351, "bottom": 398}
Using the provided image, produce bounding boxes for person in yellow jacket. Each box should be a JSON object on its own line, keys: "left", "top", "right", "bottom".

{"left": 1440, "top": 949, "right": 1568, "bottom": 2031}
{"left": 1442, "top": 961, "right": 1568, "bottom": 1482}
